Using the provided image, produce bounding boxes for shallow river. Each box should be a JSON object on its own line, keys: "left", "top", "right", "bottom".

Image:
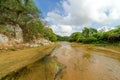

{"left": 52, "top": 42, "right": 120, "bottom": 80}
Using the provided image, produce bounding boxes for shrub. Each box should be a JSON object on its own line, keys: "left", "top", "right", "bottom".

{"left": 81, "top": 37, "right": 97, "bottom": 44}
{"left": 10, "top": 48, "right": 17, "bottom": 51}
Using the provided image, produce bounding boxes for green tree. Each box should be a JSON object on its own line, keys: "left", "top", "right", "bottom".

{"left": 82, "top": 27, "right": 90, "bottom": 38}
{"left": 0, "top": 0, "right": 40, "bottom": 30}
{"left": 89, "top": 28, "right": 98, "bottom": 34}
{"left": 0, "top": 0, "right": 44, "bottom": 41}
{"left": 69, "top": 32, "right": 84, "bottom": 42}
{"left": 57, "top": 35, "right": 69, "bottom": 41}
{"left": 42, "top": 27, "right": 57, "bottom": 41}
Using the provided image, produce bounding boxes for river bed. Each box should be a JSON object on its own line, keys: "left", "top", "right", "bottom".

{"left": 53, "top": 42, "right": 120, "bottom": 80}
{"left": 2, "top": 42, "right": 120, "bottom": 80}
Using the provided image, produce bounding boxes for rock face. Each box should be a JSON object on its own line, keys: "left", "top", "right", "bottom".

{"left": 6, "top": 24, "right": 23, "bottom": 43}
{"left": 0, "top": 25, "right": 53, "bottom": 49}
{"left": 34, "top": 38, "right": 52, "bottom": 46}
{"left": 0, "top": 34, "right": 9, "bottom": 44}
{"left": 0, "top": 24, "right": 23, "bottom": 44}
{"left": 24, "top": 38, "right": 53, "bottom": 48}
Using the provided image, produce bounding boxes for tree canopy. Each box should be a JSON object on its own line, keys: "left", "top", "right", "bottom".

{"left": 57, "top": 26, "right": 120, "bottom": 45}
{"left": 0, "top": 0, "right": 57, "bottom": 42}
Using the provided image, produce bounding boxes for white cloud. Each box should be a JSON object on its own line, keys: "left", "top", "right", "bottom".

{"left": 97, "top": 26, "right": 115, "bottom": 32}
{"left": 46, "top": 0, "right": 120, "bottom": 36}
{"left": 51, "top": 25, "right": 72, "bottom": 36}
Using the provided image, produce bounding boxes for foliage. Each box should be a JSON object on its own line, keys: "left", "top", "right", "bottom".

{"left": 69, "top": 32, "right": 84, "bottom": 42}
{"left": 57, "top": 35, "right": 69, "bottom": 41}
{"left": 0, "top": 25, "right": 14, "bottom": 37}
{"left": 104, "top": 28, "right": 120, "bottom": 43}
{"left": 42, "top": 27, "right": 57, "bottom": 41}
{"left": 58, "top": 26, "right": 120, "bottom": 45}
{"left": 82, "top": 27, "right": 90, "bottom": 38}
{"left": 0, "top": 0, "right": 56, "bottom": 42}
{"left": 0, "top": 0, "right": 40, "bottom": 25}
{"left": 81, "top": 37, "right": 97, "bottom": 44}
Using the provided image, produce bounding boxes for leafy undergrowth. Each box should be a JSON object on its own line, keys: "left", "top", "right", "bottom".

{"left": 0, "top": 44, "right": 56, "bottom": 79}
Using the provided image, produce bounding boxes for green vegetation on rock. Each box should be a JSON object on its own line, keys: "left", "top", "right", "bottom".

{"left": 0, "top": 0, "right": 57, "bottom": 42}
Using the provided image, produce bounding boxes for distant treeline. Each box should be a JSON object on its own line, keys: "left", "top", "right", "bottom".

{"left": 57, "top": 27, "right": 120, "bottom": 45}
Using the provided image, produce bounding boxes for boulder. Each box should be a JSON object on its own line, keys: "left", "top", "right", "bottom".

{"left": 6, "top": 24, "right": 23, "bottom": 43}
{"left": 0, "top": 34, "right": 9, "bottom": 44}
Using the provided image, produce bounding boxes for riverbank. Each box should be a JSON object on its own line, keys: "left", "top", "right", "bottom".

{"left": 0, "top": 44, "right": 56, "bottom": 79}
{"left": 1, "top": 54, "right": 64, "bottom": 80}
{"left": 71, "top": 42, "right": 120, "bottom": 52}
{"left": 91, "top": 42, "right": 120, "bottom": 52}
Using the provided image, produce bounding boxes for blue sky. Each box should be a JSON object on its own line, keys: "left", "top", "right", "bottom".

{"left": 35, "top": 0, "right": 60, "bottom": 17}
{"left": 35, "top": 0, "right": 120, "bottom": 36}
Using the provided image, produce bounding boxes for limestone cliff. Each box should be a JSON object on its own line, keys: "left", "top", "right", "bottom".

{"left": 0, "top": 24, "right": 23, "bottom": 44}
{"left": 0, "top": 24, "right": 53, "bottom": 49}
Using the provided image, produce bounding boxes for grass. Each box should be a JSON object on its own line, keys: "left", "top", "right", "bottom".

{"left": 71, "top": 42, "right": 120, "bottom": 52}
{"left": 92, "top": 42, "right": 120, "bottom": 51}
{"left": 88, "top": 43, "right": 120, "bottom": 62}
{"left": 10, "top": 48, "right": 17, "bottom": 51}
{"left": 0, "top": 44, "right": 55, "bottom": 78}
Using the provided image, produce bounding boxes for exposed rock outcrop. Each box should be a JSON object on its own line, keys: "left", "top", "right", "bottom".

{"left": 0, "top": 34, "right": 9, "bottom": 44}
{"left": 24, "top": 38, "right": 53, "bottom": 48}
{"left": 0, "top": 24, "right": 23, "bottom": 44}
{"left": 0, "top": 25, "right": 53, "bottom": 50}
{"left": 6, "top": 24, "right": 23, "bottom": 43}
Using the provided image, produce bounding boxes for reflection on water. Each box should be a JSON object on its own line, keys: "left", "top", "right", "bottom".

{"left": 53, "top": 42, "right": 120, "bottom": 80}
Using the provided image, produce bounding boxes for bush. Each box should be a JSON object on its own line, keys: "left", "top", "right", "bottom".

{"left": 10, "top": 48, "right": 17, "bottom": 51}
{"left": 81, "top": 37, "right": 97, "bottom": 44}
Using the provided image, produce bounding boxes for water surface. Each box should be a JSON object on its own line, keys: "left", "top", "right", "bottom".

{"left": 53, "top": 42, "right": 120, "bottom": 80}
